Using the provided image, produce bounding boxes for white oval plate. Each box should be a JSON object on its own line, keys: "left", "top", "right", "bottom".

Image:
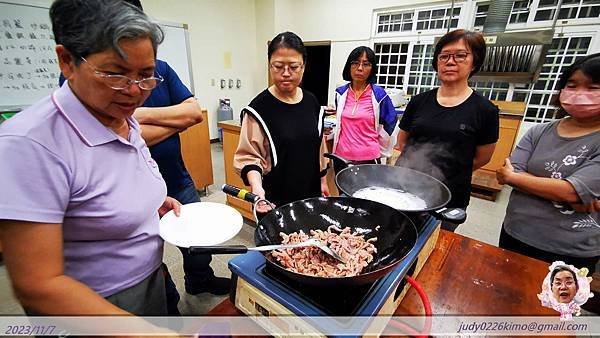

{"left": 159, "top": 202, "right": 243, "bottom": 247}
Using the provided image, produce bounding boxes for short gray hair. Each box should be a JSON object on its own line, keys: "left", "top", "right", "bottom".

{"left": 50, "top": 0, "right": 164, "bottom": 64}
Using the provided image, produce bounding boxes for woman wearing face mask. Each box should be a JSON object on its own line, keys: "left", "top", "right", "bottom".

{"left": 234, "top": 32, "right": 329, "bottom": 213}
{"left": 497, "top": 53, "right": 600, "bottom": 277}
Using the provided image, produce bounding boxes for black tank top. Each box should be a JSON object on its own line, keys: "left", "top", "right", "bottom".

{"left": 242, "top": 89, "right": 324, "bottom": 207}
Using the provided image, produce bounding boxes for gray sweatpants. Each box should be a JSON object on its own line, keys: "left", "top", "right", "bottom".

{"left": 25, "top": 266, "right": 167, "bottom": 316}
{"left": 105, "top": 266, "right": 167, "bottom": 315}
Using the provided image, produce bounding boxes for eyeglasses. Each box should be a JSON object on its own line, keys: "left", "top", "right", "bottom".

{"left": 81, "top": 57, "right": 163, "bottom": 90}
{"left": 350, "top": 61, "right": 372, "bottom": 68}
{"left": 438, "top": 52, "right": 471, "bottom": 63}
{"left": 553, "top": 280, "right": 575, "bottom": 288}
{"left": 270, "top": 62, "right": 304, "bottom": 74}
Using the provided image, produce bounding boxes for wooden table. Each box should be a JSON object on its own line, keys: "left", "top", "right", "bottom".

{"left": 208, "top": 231, "right": 557, "bottom": 318}
{"left": 397, "top": 231, "right": 555, "bottom": 316}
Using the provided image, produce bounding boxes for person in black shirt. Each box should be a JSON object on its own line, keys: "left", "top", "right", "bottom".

{"left": 234, "top": 32, "right": 329, "bottom": 212}
{"left": 396, "top": 29, "right": 499, "bottom": 231}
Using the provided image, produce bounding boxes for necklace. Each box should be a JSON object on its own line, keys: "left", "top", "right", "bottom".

{"left": 270, "top": 86, "right": 301, "bottom": 104}
{"left": 350, "top": 84, "right": 369, "bottom": 116}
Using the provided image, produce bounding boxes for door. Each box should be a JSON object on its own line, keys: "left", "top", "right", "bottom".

{"left": 266, "top": 41, "right": 331, "bottom": 106}
{"left": 301, "top": 43, "right": 331, "bottom": 106}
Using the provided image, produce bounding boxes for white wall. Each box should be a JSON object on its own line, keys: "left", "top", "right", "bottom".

{"left": 273, "top": 0, "right": 295, "bottom": 33}
{"left": 254, "top": 0, "right": 275, "bottom": 93}
{"left": 276, "top": 0, "right": 449, "bottom": 105}
{"left": 328, "top": 40, "right": 370, "bottom": 102}
{"left": 143, "top": 0, "right": 259, "bottom": 139}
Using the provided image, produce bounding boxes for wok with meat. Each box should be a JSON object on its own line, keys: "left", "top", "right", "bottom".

{"left": 255, "top": 196, "right": 418, "bottom": 286}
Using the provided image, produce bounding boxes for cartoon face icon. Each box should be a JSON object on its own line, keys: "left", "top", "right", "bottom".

{"left": 538, "top": 262, "right": 594, "bottom": 321}
{"left": 551, "top": 269, "right": 578, "bottom": 304}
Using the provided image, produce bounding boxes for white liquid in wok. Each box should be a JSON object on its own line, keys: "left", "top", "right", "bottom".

{"left": 352, "top": 186, "right": 428, "bottom": 211}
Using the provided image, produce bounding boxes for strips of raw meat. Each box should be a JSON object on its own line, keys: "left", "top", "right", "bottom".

{"left": 271, "top": 226, "right": 377, "bottom": 277}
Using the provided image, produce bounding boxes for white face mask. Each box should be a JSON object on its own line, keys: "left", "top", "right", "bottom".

{"left": 559, "top": 89, "right": 600, "bottom": 119}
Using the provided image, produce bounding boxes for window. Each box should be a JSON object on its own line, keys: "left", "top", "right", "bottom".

{"left": 377, "top": 12, "right": 414, "bottom": 33}
{"left": 406, "top": 44, "right": 438, "bottom": 95}
{"left": 512, "top": 83, "right": 530, "bottom": 102}
{"left": 469, "top": 81, "right": 510, "bottom": 100}
{"left": 416, "top": 7, "right": 460, "bottom": 30}
{"left": 519, "top": 36, "right": 591, "bottom": 122}
{"left": 374, "top": 43, "right": 410, "bottom": 89}
{"left": 534, "top": 0, "right": 600, "bottom": 21}
{"left": 474, "top": 0, "right": 531, "bottom": 28}
{"left": 474, "top": 3, "right": 489, "bottom": 27}
{"left": 376, "top": 42, "right": 512, "bottom": 99}
{"left": 376, "top": 6, "right": 460, "bottom": 34}
{"left": 372, "top": 2, "right": 600, "bottom": 125}
{"left": 509, "top": 0, "right": 531, "bottom": 23}
{"left": 579, "top": 0, "right": 600, "bottom": 19}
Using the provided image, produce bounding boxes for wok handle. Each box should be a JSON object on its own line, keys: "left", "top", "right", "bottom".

{"left": 431, "top": 207, "right": 467, "bottom": 224}
{"left": 221, "top": 184, "right": 260, "bottom": 203}
{"left": 221, "top": 184, "right": 275, "bottom": 225}
{"left": 324, "top": 153, "right": 353, "bottom": 170}
{"left": 188, "top": 245, "right": 248, "bottom": 255}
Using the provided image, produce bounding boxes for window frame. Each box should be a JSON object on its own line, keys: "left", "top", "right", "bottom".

{"left": 470, "top": 0, "right": 600, "bottom": 31}
{"left": 519, "top": 29, "right": 597, "bottom": 122}
{"left": 373, "top": 3, "right": 466, "bottom": 37}
{"left": 370, "top": 1, "right": 600, "bottom": 123}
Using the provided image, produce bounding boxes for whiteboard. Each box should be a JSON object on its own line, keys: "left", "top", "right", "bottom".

{"left": 157, "top": 22, "right": 194, "bottom": 93}
{"left": 0, "top": 2, "right": 60, "bottom": 111}
{"left": 0, "top": 1, "right": 194, "bottom": 112}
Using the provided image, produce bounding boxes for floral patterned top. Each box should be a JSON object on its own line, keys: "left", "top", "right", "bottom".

{"left": 503, "top": 120, "right": 599, "bottom": 257}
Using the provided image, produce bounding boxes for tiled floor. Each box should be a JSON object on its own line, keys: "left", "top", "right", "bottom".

{"left": 0, "top": 142, "right": 511, "bottom": 315}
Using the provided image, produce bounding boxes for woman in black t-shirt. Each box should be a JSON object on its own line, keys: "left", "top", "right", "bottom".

{"left": 395, "top": 29, "right": 499, "bottom": 231}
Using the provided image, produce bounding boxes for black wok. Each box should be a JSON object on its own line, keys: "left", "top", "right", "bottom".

{"left": 325, "top": 153, "right": 466, "bottom": 223}
{"left": 190, "top": 185, "right": 418, "bottom": 287}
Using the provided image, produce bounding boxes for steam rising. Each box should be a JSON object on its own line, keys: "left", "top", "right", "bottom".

{"left": 394, "top": 142, "right": 449, "bottom": 183}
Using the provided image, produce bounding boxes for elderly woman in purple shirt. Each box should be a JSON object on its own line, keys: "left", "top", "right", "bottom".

{"left": 0, "top": 0, "right": 180, "bottom": 315}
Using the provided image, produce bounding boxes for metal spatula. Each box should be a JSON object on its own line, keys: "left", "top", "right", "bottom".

{"left": 188, "top": 238, "right": 347, "bottom": 263}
